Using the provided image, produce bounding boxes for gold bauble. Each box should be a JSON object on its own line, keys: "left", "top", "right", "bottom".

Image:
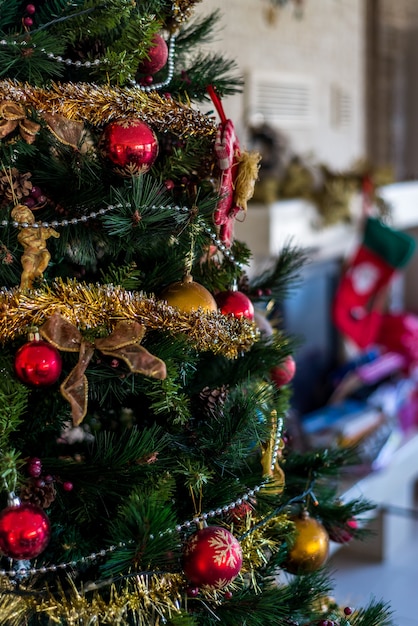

{"left": 160, "top": 275, "right": 217, "bottom": 313}
{"left": 283, "top": 512, "right": 329, "bottom": 574}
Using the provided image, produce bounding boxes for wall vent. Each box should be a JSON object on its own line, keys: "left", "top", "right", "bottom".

{"left": 330, "top": 84, "right": 352, "bottom": 129}
{"left": 246, "top": 72, "right": 316, "bottom": 127}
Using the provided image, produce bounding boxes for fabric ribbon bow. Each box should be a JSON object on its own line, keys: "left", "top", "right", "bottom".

{"left": 39, "top": 314, "right": 167, "bottom": 426}
{"left": 0, "top": 101, "right": 40, "bottom": 144}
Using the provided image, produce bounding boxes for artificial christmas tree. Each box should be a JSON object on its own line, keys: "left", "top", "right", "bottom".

{"left": 0, "top": 1, "right": 394, "bottom": 624}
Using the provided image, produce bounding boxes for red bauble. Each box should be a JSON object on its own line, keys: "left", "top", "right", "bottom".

{"left": 215, "top": 290, "right": 254, "bottom": 320}
{"left": 327, "top": 518, "right": 358, "bottom": 544}
{"left": 0, "top": 502, "right": 51, "bottom": 559}
{"left": 137, "top": 34, "right": 169, "bottom": 75}
{"left": 270, "top": 355, "right": 296, "bottom": 388}
{"left": 182, "top": 526, "right": 242, "bottom": 589}
{"left": 14, "top": 339, "right": 62, "bottom": 387}
{"left": 101, "top": 119, "right": 159, "bottom": 176}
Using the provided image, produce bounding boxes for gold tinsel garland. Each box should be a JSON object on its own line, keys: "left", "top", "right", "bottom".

{"left": 0, "top": 80, "right": 217, "bottom": 138}
{"left": 0, "top": 574, "right": 185, "bottom": 626}
{"left": 171, "top": 0, "right": 203, "bottom": 27}
{"left": 0, "top": 516, "right": 286, "bottom": 625}
{"left": 0, "top": 279, "right": 258, "bottom": 358}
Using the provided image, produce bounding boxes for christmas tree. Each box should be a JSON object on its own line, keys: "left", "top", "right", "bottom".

{"left": 0, "top": 1, "right": 394, "bottom": 624}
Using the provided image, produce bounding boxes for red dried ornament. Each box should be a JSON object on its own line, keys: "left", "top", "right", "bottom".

{"left": 137, "top": 33, "right": 168, "bottom": 75}
{"left": 27, "top": 457, "right": 42, "bottom": 478}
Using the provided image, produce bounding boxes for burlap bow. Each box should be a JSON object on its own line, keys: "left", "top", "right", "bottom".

{"left": 39, "top": 314, "right": 167, "bottom": 426}
{"left": 41, "top": 112, "right": 92, "bottom": 151}
{"left": 0, "top": 101, "right": 40, "bottom": 144}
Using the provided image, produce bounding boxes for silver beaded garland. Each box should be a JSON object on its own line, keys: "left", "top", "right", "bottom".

{"left": 0, "top": 415, "right": 284, "bottom": 579}
{"left": 0, "top": 36, "right": 176, "bottom": 93}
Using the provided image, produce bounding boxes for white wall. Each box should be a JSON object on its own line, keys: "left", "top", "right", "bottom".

{"left": 195, "top": 0, "right": 366, "bottom": 170}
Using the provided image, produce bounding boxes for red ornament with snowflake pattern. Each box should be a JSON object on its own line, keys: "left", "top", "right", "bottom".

{"left": 182, "top": 525, "right": 242, "bottom": 589}
{"left": 101, "top": 119, "right": 159, "bottom": 176}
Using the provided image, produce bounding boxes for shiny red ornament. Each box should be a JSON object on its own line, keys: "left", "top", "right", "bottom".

{"left": 0, "top": 502, "right": 51, "bottom": 559}
{"left": 14, "top": 339, "right": 62, "bottom": 387}
{"left": 101, "top": 119, "right": 159, "bottom": 176}
{"left": 137, "top": 33, "right": 169, "bottom": 75}
{"left": 182, "top": 526, "right": 242, "bottom": 589}
{"left": 270, "top": 355, "right": 296, "bottom": 388}
{"left": 215, "top": 290, "right": 254, "bottom": 320}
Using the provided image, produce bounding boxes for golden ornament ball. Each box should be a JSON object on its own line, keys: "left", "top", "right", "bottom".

{"left": 160, "top": 275, "right": 217, "bottom": 313}
{"left": 283, "top": 512, "right": 329, "bottom": 575}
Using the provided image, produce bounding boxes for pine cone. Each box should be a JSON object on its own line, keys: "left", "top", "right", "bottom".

{"left": 20, "top": 478, "right": 57, "bottom": 509}
{"left": 199, "top": 385, "right": 229, "bottom": 417}
{"left": 0, "top": 167, "right": 32, "bottom": 206}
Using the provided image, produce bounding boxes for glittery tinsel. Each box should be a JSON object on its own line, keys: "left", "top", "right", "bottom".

{"left": 22, "top": 574, "right": 185, "bottom": 626}
{"left": 0, "top": 279, "right": 259, "bottom": 358}
{"left": 0, "top": 80, "right": 217, "bottom": 139}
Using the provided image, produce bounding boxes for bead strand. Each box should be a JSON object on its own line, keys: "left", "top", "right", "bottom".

{"left": 1, "top": 544, "right": 126, "bottom": 578}
{"left": 127, "top": 36, "right": 176, "bottom": 91}
{"left": 270, "top": 416, "right": 284, "bottom": 473}
{"left": 3, "top": 202, "right": 241, "bottom": 268}
{"left": 0, "top": 199, "right": 276, "bottom": 579}
{"left": 0, "top": 414, "right": 284, "bottom": 579}
{"left": 2, "top": 205, "right": 114, "bottom": 230}
{"left": 0, "top": 36, "right": 176, "bottom": 94}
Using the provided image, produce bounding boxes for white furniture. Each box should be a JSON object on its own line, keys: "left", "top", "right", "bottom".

{"left": 235, "top": 181, "right": 418, "bottom": 272}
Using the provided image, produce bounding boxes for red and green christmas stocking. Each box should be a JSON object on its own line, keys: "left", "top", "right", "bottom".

{"left": 332, "top": 217, "right": 416, "bottom": 348}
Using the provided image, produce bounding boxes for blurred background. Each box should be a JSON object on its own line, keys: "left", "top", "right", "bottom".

{"left": 193, "top": 4, "right": 418, "bottom": 623}
{"left": 197, "top": 0, "right": 418, "bottom": 179}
